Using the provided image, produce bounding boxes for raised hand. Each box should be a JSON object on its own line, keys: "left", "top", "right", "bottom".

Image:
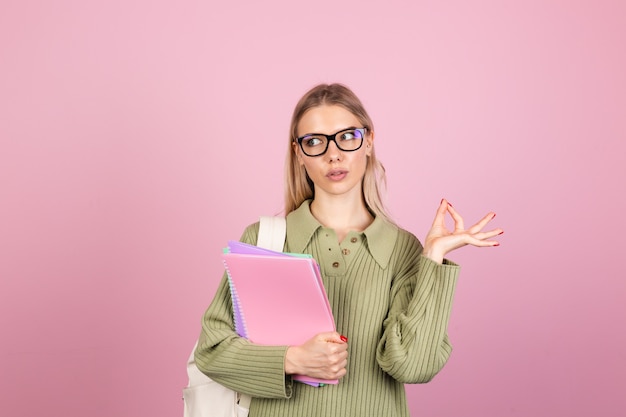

{"left": 422, "top": 199, "right": 503, "bottom": 264}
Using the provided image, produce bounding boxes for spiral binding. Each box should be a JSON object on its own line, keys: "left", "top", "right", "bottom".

{"left": 223, "top": 260, "right": 248, "bottom": 338}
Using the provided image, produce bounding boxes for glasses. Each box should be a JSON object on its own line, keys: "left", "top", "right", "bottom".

{"left": 295, "top": 128, "right": 366, "bottom": 157}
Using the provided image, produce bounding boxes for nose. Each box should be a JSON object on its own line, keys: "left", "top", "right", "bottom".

{"left": 326, "top": 139, "right": 342, "bottom": 161}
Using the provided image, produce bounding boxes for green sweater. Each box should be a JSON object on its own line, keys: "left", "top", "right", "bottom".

{"left": 195, "top": 200, "right": 460, "bottom": 417}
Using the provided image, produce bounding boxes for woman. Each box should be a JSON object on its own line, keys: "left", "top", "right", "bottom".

{"left": 195, "top": 83, "right": 502, "bottom": 416}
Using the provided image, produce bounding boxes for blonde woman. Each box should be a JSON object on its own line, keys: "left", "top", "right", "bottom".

{"left": 195, "top": 83, "right": 502, "bottom": 417}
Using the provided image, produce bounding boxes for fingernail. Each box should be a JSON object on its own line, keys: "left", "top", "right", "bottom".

{"left": 494, "top": 242, "right": 500, "bottom": 246}
{"left": 340, "top": 335, "right": 348, "bottom": 343}
{"left": 448, "top": 201, "right": 453, "bottom": 207}
{"left": 492, "top": 213, "right": 497, "bottom": 219}
{"left": 499, "top": 230, "right": 504, "bottom": 235}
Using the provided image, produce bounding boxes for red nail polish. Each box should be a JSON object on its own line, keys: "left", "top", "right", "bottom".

{"left": 340, "top": 335, "right": 348, "bottom": 343}
{"left": 499, "top": 230, "right": 504, "bottom": 235}
{"left": 494, "top": 243, "right": 500, "bottom": 246}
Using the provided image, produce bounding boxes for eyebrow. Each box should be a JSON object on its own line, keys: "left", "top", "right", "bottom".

{"left": 299, "top": 126, "right": 359, "bottom": 138}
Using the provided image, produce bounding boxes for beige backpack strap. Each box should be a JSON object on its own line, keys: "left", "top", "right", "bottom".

{"left": 257, "top": 216, "right": 286, "bottom": 252}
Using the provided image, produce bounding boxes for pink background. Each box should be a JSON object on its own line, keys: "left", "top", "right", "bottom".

{"left": 1, "top": 1, "right": 625, "bottom": 416}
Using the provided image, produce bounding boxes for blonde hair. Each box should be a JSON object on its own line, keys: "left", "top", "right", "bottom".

{"left": 284, "top": 83, "right": 392, "bottom": 222}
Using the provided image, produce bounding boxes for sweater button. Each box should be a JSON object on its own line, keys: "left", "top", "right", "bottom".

{"left": 332, "top": 262, "right": 340, "bottom": 268}
{"left": 342, "top": 249, "right": 350, "bottom": 255}
{"left": 350, "top": 237, "right": 358, "bottom": 243}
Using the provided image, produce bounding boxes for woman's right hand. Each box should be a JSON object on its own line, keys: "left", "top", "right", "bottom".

{"left": 284, "top": 332, "right": 348, "bottom": 380}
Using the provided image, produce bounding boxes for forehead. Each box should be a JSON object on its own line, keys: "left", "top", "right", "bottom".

{"left": 297, "top": 105, "right": 361, "bottom": 136}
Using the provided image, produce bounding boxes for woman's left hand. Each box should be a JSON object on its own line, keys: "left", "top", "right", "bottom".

{"left": 422, "top": 199, "right": 503, "bottom": 264}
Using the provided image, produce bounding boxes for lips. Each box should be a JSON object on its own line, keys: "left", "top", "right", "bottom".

{"left": 326, "top": 169, "right": 348, "bottom": 181}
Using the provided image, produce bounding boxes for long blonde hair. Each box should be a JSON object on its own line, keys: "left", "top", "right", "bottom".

{"left": 284, "top": 83, "right": 392, "bottom": 222}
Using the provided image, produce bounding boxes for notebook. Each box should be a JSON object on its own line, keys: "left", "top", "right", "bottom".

{"left": 222, "top": 241, "right": 337, "bottom": 386}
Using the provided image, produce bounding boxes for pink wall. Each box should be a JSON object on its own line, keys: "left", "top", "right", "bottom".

{"left": 1, "top": 1, "right": 624, "bottom": 416}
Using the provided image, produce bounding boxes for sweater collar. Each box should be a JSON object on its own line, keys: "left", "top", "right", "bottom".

{"left": 286, "top": 200, "right": 398, "bottom": 269}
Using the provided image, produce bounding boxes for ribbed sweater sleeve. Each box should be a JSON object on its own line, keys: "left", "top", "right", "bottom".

{"left": 376, "top": 233, "right": 460, "bottom": 383}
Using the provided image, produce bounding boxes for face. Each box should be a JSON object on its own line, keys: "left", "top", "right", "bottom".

{"left": 294, "top": 105, "right": 373, "bottom": 201}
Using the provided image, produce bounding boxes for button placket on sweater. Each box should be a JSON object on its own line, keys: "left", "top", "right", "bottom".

{"left": 319, "top": 230, "right": 361, "bottom": 277}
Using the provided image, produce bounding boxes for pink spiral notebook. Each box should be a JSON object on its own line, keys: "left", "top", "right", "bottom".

{"left": 222, "top": 241, "right": 337, "bottom": 386}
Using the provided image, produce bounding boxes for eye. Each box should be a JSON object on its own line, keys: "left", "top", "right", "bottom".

{"left": 303, "top": 136, "right": 324, "bottom": 147}
{"left": 339, "top": 130, "right": 360, "bottom": 141}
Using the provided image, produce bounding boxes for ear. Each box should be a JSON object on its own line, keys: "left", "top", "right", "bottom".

{"left": 293, "top": 141, "right": 305, "bottom": 166}
{"left": 365, "top": 130, "right": 375, "bottom": 156}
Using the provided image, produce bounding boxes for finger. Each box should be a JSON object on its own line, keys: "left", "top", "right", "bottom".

{"left": 467, "top": 212, "right": 497, "bottom": 234}
{"left": 471, "top": 229, "right": 504, "bottom": 242}
{"left": 446, "top": 202, "right": 465, "bottom": 232}
{"left": 465, "top": 235, "right": 501, "bottom": 247}
{"left": 321, "top": 332, "right": 346, "bottom": 344}
{"left": 431, "top": 199, "right": 449, "bottom": 227}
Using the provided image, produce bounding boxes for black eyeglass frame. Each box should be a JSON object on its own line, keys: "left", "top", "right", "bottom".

{"left": 295, "top": 127, "right": 367, "bottom": 157}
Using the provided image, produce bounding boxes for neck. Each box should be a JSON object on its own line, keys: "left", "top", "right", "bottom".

{"left": 310, "top": 195, "right": 374, "bottom": 242}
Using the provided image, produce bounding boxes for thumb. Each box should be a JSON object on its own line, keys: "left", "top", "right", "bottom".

{"left": 431, "top": 199, "right": 449, "bottom": 227}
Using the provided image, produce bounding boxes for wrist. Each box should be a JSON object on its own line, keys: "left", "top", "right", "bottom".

{"left": 422, "top": 247, "right": 444, "bottom": 264}
{"left": 284, "top": 346, "right": 300, "bottom": 375}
